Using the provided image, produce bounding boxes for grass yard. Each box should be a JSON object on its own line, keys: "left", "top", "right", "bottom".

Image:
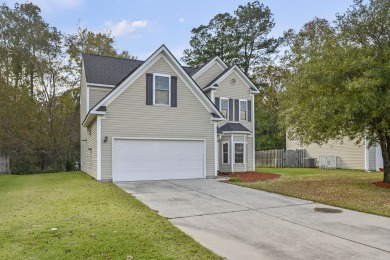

{"left": 238, "top": 168, "right": 390, "bottom": 218}
{"left": 0, "top": 172, "right": 220, "bottom": 259}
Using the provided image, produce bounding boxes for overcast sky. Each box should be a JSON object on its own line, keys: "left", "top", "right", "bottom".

{"left": 5, "top": 0, "right": 354, "bottom": 61}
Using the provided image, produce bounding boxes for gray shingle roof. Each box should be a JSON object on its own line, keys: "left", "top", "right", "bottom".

{"left": 218, "top": 123, "right": 251, "bottom": 133}
{"left": 82, "top": 53, "right": 144, "bottom": 85}
{"left": 182, "top": 66, "right": 199, "bottom": 76}
{"left": 82, "top": 53, "right": 198, "bottom": 86}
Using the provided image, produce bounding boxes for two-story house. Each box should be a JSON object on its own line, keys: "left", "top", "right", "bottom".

{"left": 80, "top": 45, "right": 259, "bottom": 182}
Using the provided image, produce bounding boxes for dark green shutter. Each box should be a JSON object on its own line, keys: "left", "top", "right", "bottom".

{"left": 146, "top": 73, "right": 153, "bottom": 105}
{"left": 229, "top": 99, "right": 233, "bottom": 121}
{"left": 248, "top": 100, "right": 252, "bottom": 122}
{"left": 171, "top": 76, "right": 177, "bottom": 107}
{"left": 215, "top": 97, "right": 220, "bottom": 109}
{"left": 234, "top": 99, "right": 239, "bottom": 121}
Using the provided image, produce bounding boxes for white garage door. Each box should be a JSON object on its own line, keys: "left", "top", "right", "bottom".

{"left": 113, "top": 139, "right": 205, "bottom": 181}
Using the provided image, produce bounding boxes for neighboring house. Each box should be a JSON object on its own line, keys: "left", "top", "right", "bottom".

{"left": 287, "top": 138, "right": 384, "bottom": 171}
{"left": 80, "top": 45, "right": 259, "bottom": 181}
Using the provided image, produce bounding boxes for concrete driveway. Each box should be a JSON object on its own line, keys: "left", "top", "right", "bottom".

{"left": 116, "top": 179, "right": 390, "bottom": 260}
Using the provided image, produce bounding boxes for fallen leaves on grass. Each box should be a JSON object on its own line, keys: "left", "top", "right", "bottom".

{"left": 240, "top": 169, "right": 390, "bottom": 217}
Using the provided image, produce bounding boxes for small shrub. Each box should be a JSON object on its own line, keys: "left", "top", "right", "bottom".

{"left": 65, "top": 160, "right": 74, "bottom": 171}
{"left": 229, "top": 177, "right": 243, "bottom": 182}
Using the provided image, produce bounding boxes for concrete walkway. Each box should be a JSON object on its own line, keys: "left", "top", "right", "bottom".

{"left": 116, "top": 179, "right": 390, "bottom": 260}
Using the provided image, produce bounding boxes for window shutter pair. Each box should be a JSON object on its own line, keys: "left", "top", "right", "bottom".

{"left": 234, "top": 99, "right": 252, "bottom": 122}
{"left": 146, "top": 73, "right": 177, "bottom": 107}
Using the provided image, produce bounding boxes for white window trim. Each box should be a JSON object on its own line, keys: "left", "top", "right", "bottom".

{"left": 239, "top": 99, "right": 247, "bottom": 121}
{"left": 153, "top": 73, "right": 171, "bottom": 106}
{"left": 220, "top": 97, "right": 229, "bottom": 119}
{"left": 222, "top": 142, "right": 229, "bottom": 164}
{"left": 234, "top": 142, "right": 245, "bottom": 164}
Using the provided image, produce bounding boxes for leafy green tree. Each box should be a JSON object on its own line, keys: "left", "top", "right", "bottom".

{"left": 183, "top": 13, "right": 238, "bottom": 68}
{"left": 66, "top": 26, "right": 134, "bottom": 87}
{"left": 280, "top": 0, "right": 390, "bottom": 183}
{"left": 183, "top": 1, "right": 279, "bottom": 75}
{"left": 0, "top": 2, "right": 133, "bottom": 174}
{"left": 0, "top": 79, "right": 42, "bottom": 173}
{"left": 234, "top": 1, "right": 279, "bottom": 75}
{"left": 253, "top": 65, "right": 286, "bottom": 150}
{"left": 0, "top": 3, "right": 61, "bottom": 96}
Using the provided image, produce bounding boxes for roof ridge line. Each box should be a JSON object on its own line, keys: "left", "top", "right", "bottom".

{"left": 82, "top": 52, "right": 144, "bottom": 62}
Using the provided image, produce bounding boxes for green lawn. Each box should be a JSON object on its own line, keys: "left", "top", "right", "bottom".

{"left": 0, "top": 172, "right": 220, "bottom": 259}
{"left": 238, "top": 168, "right": 390, "bottom": 218}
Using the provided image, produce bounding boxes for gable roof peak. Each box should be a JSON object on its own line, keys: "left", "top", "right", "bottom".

{"left": 192, "top": 56, "right": 228, "bottom": 79}
{"left": 203, "top": 65, "right": 260, "bottom": 94}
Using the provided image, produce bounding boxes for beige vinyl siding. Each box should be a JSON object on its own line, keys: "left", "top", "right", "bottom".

{"left": 194, "top": 62, "right": 224, "bottom": 88}
{"left": 205, "top": 90, "right": 212, "bottom": 100}
{"left": 245, "top": 136, "right": 254, "bottom": 171}
{"left": 81, "top": 119, "right": 97, "bottom": 178}
{"left": 101, "top": 54, "right": 215, "bottom": 180}
{"left": 286, "top": 138, "right": 365, "bottom": 170}
{"left": 80, "top": 127, "right": 89, "bottom": 172}
{"left": 89, "top": 88, "right": 111, "bottom": 110}
{"left": 90, "top": 120, "right": 98, "bottom": 178}
{"left": 215, "top": 70, "right": 254, "bottom": 172}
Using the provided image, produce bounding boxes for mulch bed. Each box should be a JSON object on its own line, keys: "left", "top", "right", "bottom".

{"left": 218, "top": 171, "right": 281, "bottom": 182}
{"left": 372, "top": 181, "right": 390, "bottom": 189}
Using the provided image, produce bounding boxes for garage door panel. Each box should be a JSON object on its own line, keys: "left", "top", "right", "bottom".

{"left": 113, "top": 139, "right": 204, "bottom": 181}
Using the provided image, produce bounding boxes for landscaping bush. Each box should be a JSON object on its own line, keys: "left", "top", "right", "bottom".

{"left": 229, "top": 177, "right": 243, "bottom": 182}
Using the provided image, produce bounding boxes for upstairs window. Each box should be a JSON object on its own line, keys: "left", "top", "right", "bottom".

{"left": 239, "top": 100, "right": 247, "bottom": 121}
{"left": 220, "top": 98, "right": 229, "bottom": 119}
{"left": 154, "top": 74, "right": 170, "bottom": 105}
